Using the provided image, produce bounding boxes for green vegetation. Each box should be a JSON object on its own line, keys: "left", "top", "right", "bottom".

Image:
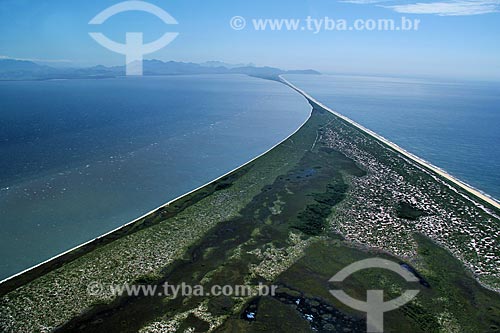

{"left": 295, "top": 180, "right": 349, "bottom": 235}
{"left": 221, "top": 233, "right": 500, "bottom": 333}
{"left": 0, "top": 167, "right": 248, "bottom": 297}
{"left": 1, "top": 85, "right": 499, "bottom": 333}
{"left": 396, "top": 202, "right": 427, "bottom": 220}
{"left": 219, "top": 296, "right": 312, "bottom": 333}
{"left": 49, "top": 108, "right": 365, "bottom": 333}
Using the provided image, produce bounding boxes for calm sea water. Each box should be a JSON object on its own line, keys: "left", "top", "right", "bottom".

{"left": 286, "top": 74, "right": 500, "bottom": 200}
{"left": 0, "top": 75, "right": 311, "bottom": 280}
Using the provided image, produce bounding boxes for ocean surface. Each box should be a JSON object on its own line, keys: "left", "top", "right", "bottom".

{"left": 285, "top": 74, "right": 500, "bottom": 201}
{"left": 0, "top": 75, "right": 311, "bottom": 280}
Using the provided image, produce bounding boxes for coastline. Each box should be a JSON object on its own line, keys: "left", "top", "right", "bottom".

{"left": 0, "top": 99, "right": 313, "bottom": 289}
{"left": 1, "top": 77, "right": 499, "bottom": 332}
{"left": 279, "top": 75, "right": 500, "bottom": 212}
{"left": 2, "top": 74, "right": 498, "bottom": 291}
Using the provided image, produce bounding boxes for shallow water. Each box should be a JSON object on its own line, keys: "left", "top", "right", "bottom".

{"left": 286, "top": 74, "right": 500, "bottom": 200}
{"left": 0, "top": 74, "right": 311, "bottom": 279}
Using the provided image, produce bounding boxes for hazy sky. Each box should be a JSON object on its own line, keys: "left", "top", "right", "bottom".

{"left": 1, "top": 0, "right": 499, "bottom": 80}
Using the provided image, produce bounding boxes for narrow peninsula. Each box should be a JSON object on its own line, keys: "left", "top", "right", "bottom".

{"left": 1, "top": 77, "right": 499, "bottom": 333}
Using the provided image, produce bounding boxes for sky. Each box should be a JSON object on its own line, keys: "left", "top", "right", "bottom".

{"left": 0, "top": 0, "right": 499, "bottom": 80}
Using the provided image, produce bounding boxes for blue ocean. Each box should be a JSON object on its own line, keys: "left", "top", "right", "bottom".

{"left": 0, "top": 75, "right": 311, "bottom": 280}
{"left": 286, "top": 74, "right": 500, "bottom": 201}
{"left": 2, "top": 73, "right": 499, "bottom": 280}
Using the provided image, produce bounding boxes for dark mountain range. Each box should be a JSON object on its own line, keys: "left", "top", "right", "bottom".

{"left": 0, "top": 59, "right": 320, "bottom": 80}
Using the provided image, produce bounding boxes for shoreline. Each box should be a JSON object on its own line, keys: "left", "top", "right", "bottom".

{"left": 0, "top": 100, "right": 313, "bottom": 289}
{"left": 279, "top": 75, "right": 500, "bottom": 212}
{"left": 2, "top": 77, "right": 499, "bottom": 333}
{"left": 2, "top": 74, "right": 498, "bottom": 291}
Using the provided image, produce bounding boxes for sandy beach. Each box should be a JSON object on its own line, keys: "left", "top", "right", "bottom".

{"left": 2, "top": 74, "right": 498, "bottom": 290}
{"left": 0, "top": 101, "right": 313, "bottom": 287}
{"left": 280, "top": 75, "right": 500, "bottom": 212}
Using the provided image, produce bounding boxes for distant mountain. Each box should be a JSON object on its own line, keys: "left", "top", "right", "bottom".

{"left": 0, "top": 59, "right": 44, "bottom": 71}
{"left": 0, "top": 58, "right": 320, "bottom": 80}
{"left": 287, "top": 69, "right": 321, "bottom": 75}
{"left": 0, "top": 59, "right": 116, "bottom": 80}
{"left": 0, "top": 59, "right": 58, "bottom": 79}
{"left": 228, "top": 66, "right": 320, "bottom": 81}
{"left": 141, "top": 60, "right": 228, "bottom": 75}
{"left": 200, "top": 61, "right": 256, "bottom": 69}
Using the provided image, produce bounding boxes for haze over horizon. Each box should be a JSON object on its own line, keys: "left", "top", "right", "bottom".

{"left": 1, "top": 0, "right": 499, "bottom": 80}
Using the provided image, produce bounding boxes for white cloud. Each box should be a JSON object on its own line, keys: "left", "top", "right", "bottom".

{"left": 340, "top": 0, "right": 388, "bottom": 3}
{"left": 340, "top": 0, "right": 500, "bottom": 16}
{"left": 384, "top": 0, "right": 500, "bottom": 16}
